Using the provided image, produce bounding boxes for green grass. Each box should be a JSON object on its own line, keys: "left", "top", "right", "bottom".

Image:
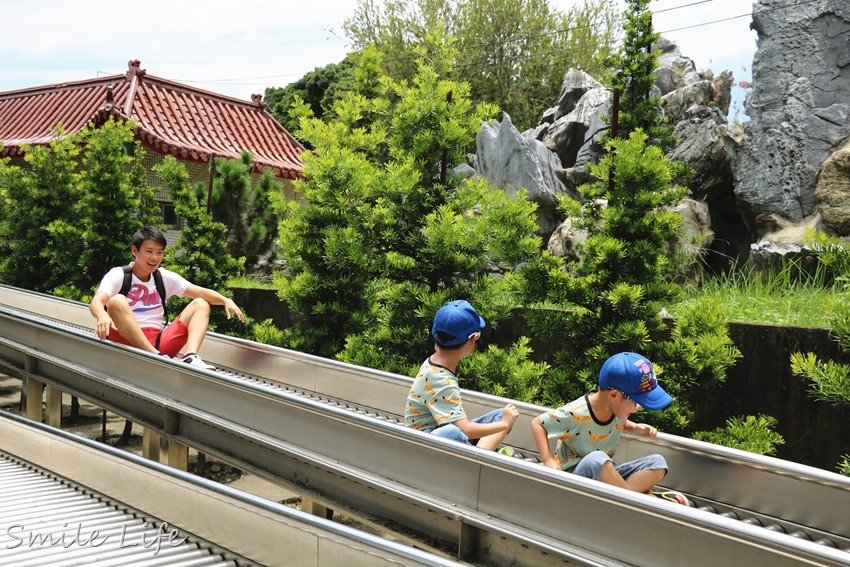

{"left": 227, "top": 276, "right": 277, "bottom": 290}
{"left": 668, "top": 262, "right": 844, "bottom": 329}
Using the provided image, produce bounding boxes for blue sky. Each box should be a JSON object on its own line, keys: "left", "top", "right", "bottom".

{"left": 0, "top": 0, "right": 756, "bottom": 117}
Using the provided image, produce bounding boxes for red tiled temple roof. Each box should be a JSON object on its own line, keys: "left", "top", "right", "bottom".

{"left": 0, "top": 60, "right": 303, "bottom": 179}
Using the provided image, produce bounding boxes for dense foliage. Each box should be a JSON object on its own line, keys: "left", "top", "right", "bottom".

{"left": 516, "top": 131, "right": 740, "bottom": 431}
{"left": 156, "top": 156, "right": 245, "bottom": 334}
{"left": 789, "top": 233, "right": 850, "bottom": 474}
{"left": 0, "top": 132, "right": 81, "bottom": 292}
{"left": 0, "top": 119, "right": 160, "bottom": 299}
{"left": 343, "top": 0, "right": 619, "bottom": 131}
{"left": 156, "top": 156, "right": 242, "bottom": 293}
{"left": 693, "top": 415, "right": 785, "bottom": 455}
{"left": 274, "top": 39, "right": 547, "bottom": 396}
{"left": 207, "top": 151, "right": 282, "bottom": 273}
{"left": 265, "top": 55, "right": 357, "bottom": 135}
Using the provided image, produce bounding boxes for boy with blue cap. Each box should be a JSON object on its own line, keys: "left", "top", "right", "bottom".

{"left": 404, "top": 300, "right": 519, "bottom": 451}
{"left": 531, "top": 351, "right": 690, "bottom": 505}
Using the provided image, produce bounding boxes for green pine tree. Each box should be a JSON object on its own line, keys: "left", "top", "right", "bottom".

{"left": 207, "top": 151, "right": 282, "bottom": 274}
{"left": 42, "top": 118, "right": 161, "bottom": 299}
{"left": 518, "top": 131, "right": 739, "bottom": 430}
{"left": 156, "top": 155, "right": 245, "bottom": 335}
{"left": 275, "top": 36, "right": 548, "bottom": 397}
{"left": 155, "top": 155, "right": 242, "bottom": 293}
{"left": 0, "top": 130, "right": 81, "bottom": 291}
{"left": 605, "top": 0, "right": 675, "bottom": 151}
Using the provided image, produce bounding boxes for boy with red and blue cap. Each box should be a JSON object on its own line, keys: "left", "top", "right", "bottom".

{"left": 404, "top": 300, "right": 519, "bottom": 451}
{"left": 531, "top": 351, "right": 690, "bottom": 505}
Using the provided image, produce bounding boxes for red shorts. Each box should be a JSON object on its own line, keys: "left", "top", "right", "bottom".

{"left": 107, "top": 319, "right": 189, "bottom": 357}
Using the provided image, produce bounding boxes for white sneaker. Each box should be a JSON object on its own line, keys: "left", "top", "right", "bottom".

{"left": 181, "top": 353, "right": 215, "bottom": 370}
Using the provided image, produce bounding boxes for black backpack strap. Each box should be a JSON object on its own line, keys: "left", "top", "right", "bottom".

{"left": 119, "top": 265, "right": 133, "bottom": 297}
{"left": 152, "top": 268, "right": 168, "bottom": 323}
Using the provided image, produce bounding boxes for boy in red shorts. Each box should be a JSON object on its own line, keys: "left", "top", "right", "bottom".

{"left": 89, "top": 226, "right": 244, "bottom": 369}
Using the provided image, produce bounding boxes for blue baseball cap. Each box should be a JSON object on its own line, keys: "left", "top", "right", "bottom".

{"left": 598, "top": 352, "right": 673, "bottom": 411}
{"left": 431, "top": 300, "right": 486, "bottom": 347}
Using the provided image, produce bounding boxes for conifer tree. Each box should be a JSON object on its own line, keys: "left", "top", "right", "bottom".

{"left": 0, "top": 132, "right": 81, "bottom": 291}
{"left": 1, "top": 120, "right": 158, "bottom": 297}
{"left": 42, "top": 119, "right": 161, "bottom": 299}
{"left": 605, "top": 0, "right": 674, "bottom": 151}
{"left": 276, "top": 38, "right": 547, "bottom": 394}
{"left": 155, "top": 156, "right": 242, "bottom": 293}
{"left": 207, "top": 151, "right": 282, "bottom": 273}
{"left": 73, "top": 119, "right": 161, "bottom": 287}
{"left": 518, "top": 131, "right": 739, "bottom": 430}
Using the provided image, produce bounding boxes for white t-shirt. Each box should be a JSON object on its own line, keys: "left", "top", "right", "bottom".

{"left": 96, "top": 265, "right": 190, "bottom": 330}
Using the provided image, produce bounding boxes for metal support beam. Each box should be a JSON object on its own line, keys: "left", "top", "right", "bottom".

{"left": 46, "top": 385, "right": 62, "bottom": 427}
{"left": 24, "top": 354, "right": 43, "bottom": 422}
{"left": 458, "top": 521, "right": 480, "bottom": 562}
{"left": 143, "top": 426, "right": 160, "bottom": 461}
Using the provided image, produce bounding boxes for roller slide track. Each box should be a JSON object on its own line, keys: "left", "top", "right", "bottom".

{"left": 0, "top": 410, "right": 462, "bottom": 566}
{"left": 1, "top": 285, "right": 849, "bottom": 566}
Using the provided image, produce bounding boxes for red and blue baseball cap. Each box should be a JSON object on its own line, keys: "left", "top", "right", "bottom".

{"left": 598, "top": 352, "right": 673, "bottom": 410}
{"left": 431, "top": 300, "right": 486, "bottom": 347}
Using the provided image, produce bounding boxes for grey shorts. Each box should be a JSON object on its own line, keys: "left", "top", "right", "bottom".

{"left": 572, "top": 450, "right": 668, "bottom": 480}
{"left": 430, "top": 409, "right": 504, "bottom": 444}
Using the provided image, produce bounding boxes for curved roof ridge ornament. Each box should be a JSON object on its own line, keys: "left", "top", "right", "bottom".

{"left": 123, "top": 59, "right": 146, "bottom": 117}
{"left": 251, "top": 93, "right": 267, "bottom": 109}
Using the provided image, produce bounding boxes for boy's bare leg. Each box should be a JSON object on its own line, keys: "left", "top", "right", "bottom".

{"left": 106, "top": 296, "right": 158, "bottom": 354}
{"left": 598, "top": 461, "right": 665, "bottom": 493}
{"left": 476, "top": 429, "right": 509, "bottom": 451}
{"left": 177, "top": 298, "right": 212, "bottom": 355}
{"left": 598, "top": 461, "right": 631, "bottom": 490}
{"left": 624, "top": 469, "right": 665, "bottom": 493}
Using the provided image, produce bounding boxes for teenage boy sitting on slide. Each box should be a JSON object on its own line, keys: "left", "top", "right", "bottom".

{"left": 531, "top": 351, "right": 691, "bottom": 506}
{"left": 89, "top": 226, "right": 244, "bottom": 370}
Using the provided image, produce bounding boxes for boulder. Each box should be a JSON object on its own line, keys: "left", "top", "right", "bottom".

{"left": 734, "top": 0, "right": 850, "bottom": 228}
{"left": 473, "top": 112, "right": 581, "bottom": 235}
{"left": 543, "top": 87, "right": 611, "bottom": 168}
{"left": 660, "top": 71, "right": 732, "bottom": 124}
{"left": 554, "top": 68, "right": 604, "bottom": 120}
{"left": 666, "top": 197, "right": 714, "bottom": 256}
{"left": 814, "top": 138, "right": 850, "bottom": 236}
{"left": 547, "top": 217, "right": 588, "bottom": 263}
{"left": 522, "top": 123, "right": 550, "bottom": 142}
{"left": 654, "top": 38, "right": 698, "bottom": 95}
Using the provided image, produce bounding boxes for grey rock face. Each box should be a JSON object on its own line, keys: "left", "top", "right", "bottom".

{"left": 748, "top": 213, "right": 826, "bottom": 270}
{"left": 473, "top": 112, "right": 581, "bottom": 235}
{"left": 660, "top": 72, "right": 733, "bottom": 123}
{"left": 814, "top": 138, "right": 850, "bottom": 235}
{"left": 547, "top": 217, "right": 588, "bottom": 263}
{"left": 735, "top": 0, "right": 850, "bottom": 228}
{"left": 543, "top": 87, "right": 612, "bottom": 168}
{"left": 666, "top": 198, "right": 714, "bottom": 256}
{"left": 554, "top": 68, "right": 604, "bottom": 120}
{"left": 654, "top": 38, "right": 697, "bottom": 95}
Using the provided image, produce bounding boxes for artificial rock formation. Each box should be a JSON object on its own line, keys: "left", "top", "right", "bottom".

{"left": 735, "top": 0, "right": 850, "bottom": 230}
{"left": 473, "top": 112, "right": 580, "bottom": 235}
{"left": 814, "top": 138, "right": 850, "bottom": 236}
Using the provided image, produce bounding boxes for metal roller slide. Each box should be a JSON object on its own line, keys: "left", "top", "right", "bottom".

{"left": 1, "top": 285, "right": 849, "bottom": 566}
{"left": 0, "top": 411, "right": 462, "bottom": 567}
